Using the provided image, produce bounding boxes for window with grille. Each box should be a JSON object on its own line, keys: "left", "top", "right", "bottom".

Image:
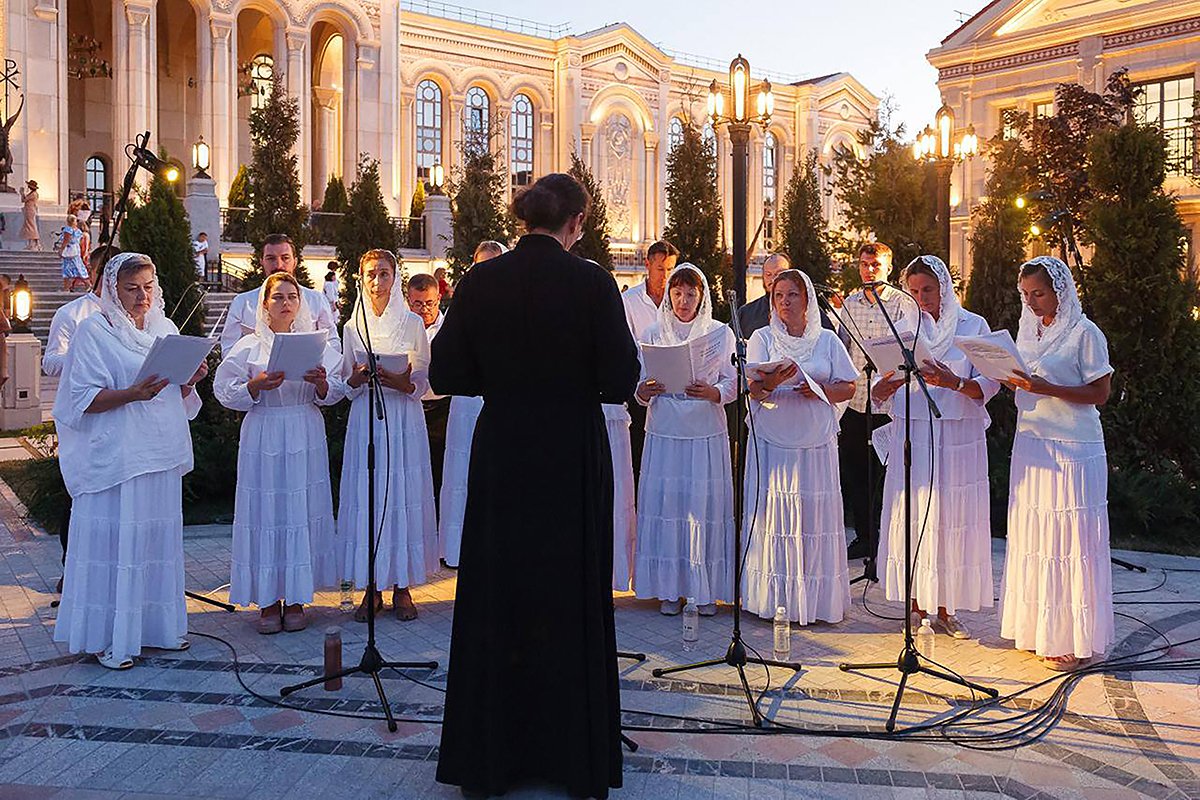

{"left": 1134, "top": 76, "right": 1196, "bottom": 177}
{"left": 416, "top": 79, "right": 443, "bottom": 182}
{"left": 668, "top": 117, "right": 684, "bottom": 154}
{"left": 85, "top": 156, "right": 107, "bottom": 213}
{"left": 250, "top": 54, "right": 273, "bottom": 111}
{"left": 464, "top": 86, "right": 489, "bottom": 153}
{"left": 1034, "top": 101, "right": 1053, "bottom": 119}
{"left": 510, "top": 93, "right": 534, "bottom": 189}
{"left": 1000, "top": 107, "right": 1019, "bottom": 140}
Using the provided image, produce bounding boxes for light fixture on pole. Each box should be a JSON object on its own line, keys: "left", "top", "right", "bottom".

{"left": 429, "top": 163, "right": 445, "bottom": 195}
{"left": 10, "top": 275, "right": 31, "bottom": 334}
{"left": 912, "top": 100, "right": 978, "bottom": 258}
{"left": 191, "top": 135, "right": 211, "bottom": 179}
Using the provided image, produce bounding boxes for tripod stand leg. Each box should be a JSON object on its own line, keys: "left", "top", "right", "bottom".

{"left": 372, "top": 671, "right": 398, "bottom": 733}
{"left": 885, "top": 671, "right": 908, "bottom": 732}
{"left": 280, "top": 665, "right": 362, "bottom": 698}
{"left": 620, "top": 733, "right": 639, "bottom": 752}
{"left": 617, "top": 650, "right": 646, "bottom": 662}
{"left": 651, "top": 656, "right": 726, "bottom": 678}
{"left": 735, "top": 665, "right": 763, "bottom": 727}
{"left": 1112, "top": 557, "right": 1146, "bottom": 573}
{"left": 838, "top": 661, "right": 895, "bottom": 672}
{"left": 917, "top": 665, "right": 999, "bottom": 698}
{"left": 185, "top": 590, "right": 235, "bottom": 612}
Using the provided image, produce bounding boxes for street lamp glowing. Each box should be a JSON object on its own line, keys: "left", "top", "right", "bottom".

{"left": 707, "top": 79, "right": 722, "bottom": 123}
{"left": 936, "top": 102, "right": 954, "bottom": 160}
{"left": 191, "top": 135, "right": 210, "bottom": 178}
{"left": 730, "top": 55, "right": 749, "bottom": 123}
{"left": 1015, "top": 195, "right": 1027, "bottom": 209}
{"left": 10, "top": 275, "right": 31, "bottom": 334}
{"left": 430, "top": 163, "right": 445, "bottom": 192}
{"left": 757, "top": 78, "right": 774, "bottom": 121}
{"left": 165, "top": 165, "right": 180, "bottom": 183}
{"left": 1029, "top": 223, "right": 1041, "bottom": 237}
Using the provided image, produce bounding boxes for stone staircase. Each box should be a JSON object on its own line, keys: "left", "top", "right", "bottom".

{"left": 0, "top": 251, "right": 236, "bottom": 344}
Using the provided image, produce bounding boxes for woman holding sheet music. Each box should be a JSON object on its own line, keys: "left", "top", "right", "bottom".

{"left": 742, "top": 269, "right": 857, "bottom": 624}
{"left": 999, "top": 256, "right": 1114, "bottom": 672}
{"left": 339, "top": 249, "right": 437, "bottom": 622}
{"left": 872, "top": 256, "right": 997, "bottom": 640}
{"left": 213, "top": 271, "right": 344, "bottom": 634}
{"left": 633, "top": 264, "right": 736, "bottom": 616}
{"left": 51, "top": 253, "right": 206, "bottom": 670}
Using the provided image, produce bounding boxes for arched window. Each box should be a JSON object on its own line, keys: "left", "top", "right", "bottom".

{"left": 84, "top": 155, "right": 108, "bottom": 214}
{"left": 464, "top": 86, "right": 490, "bottom": 152}
{"left": 668, "top": 117, "right": 684, "bottom": 154}
{"left": 250, "top": 54, "right": 274, "bottom": 111}
{"left": 762, "top": 132, "right": 778, "bottom": 250}
{"left": 510, "top": 93, "right": 535, "bottom": 189}
{"left": 415, "top": 79, "right": 443, "bottom": 182}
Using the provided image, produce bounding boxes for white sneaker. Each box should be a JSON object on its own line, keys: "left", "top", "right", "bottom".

{"left": 97, "top": 648, "right": 133, "bottom": 670}
{"left": 697, "top": 603, "right": 718, "bottom": 617}
{"left": 937, "top": 615, "right": 971, "bottom": 640}
{"left": 659, "top": 598, "right": 683, "bottom": 616}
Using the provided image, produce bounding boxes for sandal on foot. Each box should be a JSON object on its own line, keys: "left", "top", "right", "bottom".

{"left": 1041, "top": 654, "right": 1080, "bottom": 672}
{"left": 97, "top": 649, "right": 133, "bottom": 670}
{"left": 155, "top": 637, "right": 190, "bottom": 651}
{"left": 257, "top": 602, "right": 283, "bottom": 635}
{"left": 393, "top": 589, "right": 418, "bottom": 622}
{"left": 282, "top": 604, "right": 307, "bottom": 632}
{"left": 354, "top": 592, "right": 384, "bottom": 623}
{"left": 659, "top": 599, "right": 683, "bottom": 616}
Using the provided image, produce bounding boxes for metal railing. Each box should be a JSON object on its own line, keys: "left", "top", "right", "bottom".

{"left": 655, "top": 46, "right": 806, "bottom": 86}
{"left": 221, "top": 207, "right": 251, "bottom": 243}
{"left": 220, "top": 207, "right": 427, "bottom": 252}
{"left": 204, "top": 257, "right": 248, "bottom": 292}
{"left": 404, "top": 0, "right": 570, "bottom": 38}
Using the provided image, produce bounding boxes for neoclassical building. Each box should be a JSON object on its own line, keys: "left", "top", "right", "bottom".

{"left": 929, "top": 0, "right": 1200, "bottom": 278}
{"left": 1, "top": 0, "right": 876, "bottom": 265}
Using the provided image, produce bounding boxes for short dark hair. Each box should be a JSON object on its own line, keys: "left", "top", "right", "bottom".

{"left": 512, "top": 173, "right": 590, "bottom": 231}
{"left": 262, "top": 233, "right": 298, "bottom": 259}
{"left": 646, "top": 240, "right": 679, "bottom": 260}
{"left": 90, "top": 245, "right": 121, "bottom": 277}
{"left": 859, "top": 242, "right": 892, "bottom": 260}
{"left": 327, "top": 260, "right": 338, "bottom": 270}
{"left": 325, "top": 270, "right": 336, "bottom": 282}
{"left": 408, "top": 273, "right": 439, "bottom": 292}
{"left": 667, "top": 267, "right": 704, "bottom": 293}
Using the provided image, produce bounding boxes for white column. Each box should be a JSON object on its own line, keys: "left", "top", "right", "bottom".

{"left": 209, "top": 13, "right": 235, "bottom": 203}
{"left": 119, "top": 0, "right": 155, "bottom": 176}
{"left": 579, "top": 122, "right": 595, "bottom": 169}
{"left": 643, "top": 132, "right": 659, "bottom": 243}
{"left": 448, "top": 94, "right": 464, "bottom": 174}
{"left": 399, "top": 90, "right": 415, "bottom": 213}
{"left": 286, "top": 28, "right": 310, "bottom": 204}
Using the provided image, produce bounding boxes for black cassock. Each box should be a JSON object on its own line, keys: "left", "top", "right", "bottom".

{"left": 430, "top": 234, "right": 640, "bottom": 799}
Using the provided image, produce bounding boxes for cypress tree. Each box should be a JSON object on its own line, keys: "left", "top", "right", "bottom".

{"left": 663, "top": 121, "right": 726, "bottom": 318}
{"left": 567, "top": 150, "right": 613, "bottom": 269}
{"left": 336, "top": 154, "right": 402, "bottom": 323}
{"left": 445, "top": 127, "right": 514, "bottom": 281}
{"left": 776, "top": 148, "right": 831, "bottom": 285}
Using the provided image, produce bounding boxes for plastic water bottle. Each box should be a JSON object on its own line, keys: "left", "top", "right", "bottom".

{"left": 323, "top": 628, "right": 343, "bottom": 691}
{"left": 773, "top": 607, "right": 791, "bottom": 661}
{"left": 682, "top": 597, "right": 699, "bottom": 651}
{"left": 916, "top": 616, "right": 937, "bottom": 662}
{"left": 339, "top": 580, "right": 354, "bottom": 613}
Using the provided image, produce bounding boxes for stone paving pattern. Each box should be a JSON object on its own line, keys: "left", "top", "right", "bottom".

{"left": 1, "top": 484, "right": 1199, "bottom": 799}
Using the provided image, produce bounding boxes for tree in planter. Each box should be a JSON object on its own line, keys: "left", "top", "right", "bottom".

{"left": 120, "top": 167, "right": 204, "bottom": 337}
{"left": 663, "top": 120, "right": 726, "bottom": 318}
{"left": 335, "top": 154, "right": 402, "bottom": 324}
{"left": 313, "top": 174, "right": 347, "bottom": 245}
{"left": 776, "top": 148, "right": 831, "bottom": 285}
{"left": 445, "top": 125, "right": 515, "bottom": 281}
{"left": 567, "top": 150, "right": 613, "bottom": 269}
{"left": 225, "top": 164, "right": 252, "bottom": 243}
{"left": 405, "top": 180, "right": 427, "bottom": 250}
{"left": 244, "top": 71, "right": 310, "bottom": 287}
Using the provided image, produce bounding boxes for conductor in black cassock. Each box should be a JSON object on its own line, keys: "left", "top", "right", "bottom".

{"left": 430, "top": 173, "right": 641, "bottom": 799}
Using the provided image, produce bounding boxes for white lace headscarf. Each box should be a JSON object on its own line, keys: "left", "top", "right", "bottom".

{"left": 1016, "top": 255, "right": 1085, "bottom": 369}
{"left": 654, "top": 263, "right": 716, "bottom": 345}
{"left": 98, "top": 252, "right": 171, "bottom": 354}
{"left": 255, "top": 272, "right": 316, "bottom": 346}
{"left": 349, "top": 250, "right": 409, "bottom": 351}
{"left": 767, "top": 269, "right": 823, "bottom": 365}
{"left": 902, "top": 255, "right": 960, "bottom": 361}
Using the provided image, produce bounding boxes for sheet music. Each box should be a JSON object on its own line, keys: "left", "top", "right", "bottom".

{"left": 134, "top": 335, "right": 217, "bottom": 385}
{"left": 861, "top": 329, "right": 934, "bottom": 376}
{"left": 640, "top": 327, "right": 728, "bottom": 394}
{"left": 265, "top": 330, "right": 327, "bottom": 381}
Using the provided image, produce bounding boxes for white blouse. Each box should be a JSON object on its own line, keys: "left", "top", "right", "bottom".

{"left": 748, "top": 328, "right": 858, "bottom": 449}
{"left": 341, "top": 310, "right": 432, "bottom": 402}
{"left": 889, "top": 310, "right": 1000, "bottom": 423}
{"left": 213, "top": 334, "right": 345, "bottom": 412}
{"left": 53, "top": 314, "right": 201, "bottom": 497}
{"left": 637, "top": 322, "right": 736, "bottom": 439}
{"left": 43, "top": 292, "right": 102, "bottom": 377}
{"left": 1015, "top": 318, "right": 1112, "bottom": 443}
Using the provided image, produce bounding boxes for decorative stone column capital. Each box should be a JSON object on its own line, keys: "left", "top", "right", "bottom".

{"left": 286, "top": 28, "right": 307, "bottom": 53}
{"left": 579, "top": 122, "right": 596, "bottom": 143}
{"left": 210, "top": 13, "right": 233, "bottom": 40}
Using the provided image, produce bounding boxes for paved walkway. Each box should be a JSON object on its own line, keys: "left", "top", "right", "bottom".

{"left": 1, "top": 485, "right": 1199, "bottom": 799}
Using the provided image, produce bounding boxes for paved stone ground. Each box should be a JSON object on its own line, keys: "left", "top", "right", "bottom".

{"left": 1, "top": 483, "right": 1199, "bottom": 799}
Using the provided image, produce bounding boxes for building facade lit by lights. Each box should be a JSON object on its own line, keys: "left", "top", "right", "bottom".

{"left": 1, "top": 0, "right": 876, "bottom": 271}
{"left": 929, "top": 0, "right": 1200, "bottom": 279}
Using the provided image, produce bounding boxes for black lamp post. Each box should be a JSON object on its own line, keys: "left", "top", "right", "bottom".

{"left": 912, "top": 101, "right": 978, "bottom": 259}
{"left": 707, "top": 55, "right": 773, "bottom": 308}
{"left": 10, "top": 274, "right": 31, "bottom": 334}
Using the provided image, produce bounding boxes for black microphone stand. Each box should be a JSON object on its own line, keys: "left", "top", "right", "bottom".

{"left": 815, "top": 289, "right": 879, "bottom": 585}
{"left": 281, "top": 280, "right": 438, "bottom": 732}
{"left": 839, "top": 286, "right": 996, "bottom": 730}
{"left": 650, "top": 291, "right": 801, "bottom": 728}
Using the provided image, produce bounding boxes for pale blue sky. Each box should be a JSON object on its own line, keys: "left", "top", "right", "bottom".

{"left": 432, "top": 0, "right": 991, "bottom": 135}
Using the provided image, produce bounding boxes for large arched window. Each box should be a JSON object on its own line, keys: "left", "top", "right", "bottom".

{"left": 415, "top": 79, "right": 443, "bottom": 182}
{"left": 762, "top": 132, "right": 777, "bottom": 205}
{"left": 84, "top": 155, "right": 108, "bottom": 213}
{"left": 668, "top": 117, "right": 684, "bottom": 154}
{"left": 464, "top": 86, "right": 490, "bottom": 152}
{"left": 249, "top": 54, "right": 274, "bottom": 111}
{"left": 510, "top": 93, "right": 534, "bottom": 189}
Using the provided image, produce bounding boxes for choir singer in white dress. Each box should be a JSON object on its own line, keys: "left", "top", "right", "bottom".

{"left": 214, "top": 271, "right": 344, "bottom": 634}
{"left": 742, "top": 269, "right": 857, "bottom": 624}
{"left": 1000, "top": 256, "right": 1114, "bottom": 672}
{"left": 872, "top": 256, "right": 997, "bottom": 639}
{"left": 438, "top": 241, "right": 504, "bottom": 567}
{"left": 339, "top": 249, "right": 437, "bottom": 622}
{"left": 52, "top": 253, "right": 206, "bottom": 670}
{"left": 633, "top": 264, "right": 735, "bottom": 616}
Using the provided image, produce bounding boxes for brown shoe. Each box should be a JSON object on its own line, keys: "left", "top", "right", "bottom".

{"left": 393, "top": 588, "right": 417, "bottom": 621}
{"left": 257, "top": 602, "right": 283, "bottom": 635}
{"left": 282, "top": 604, "right": 307, "bottom": 632}
{"left": 354, "top": 591, "right": 384, "bottom": 623}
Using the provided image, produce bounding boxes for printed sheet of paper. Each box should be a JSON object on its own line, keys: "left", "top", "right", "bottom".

{"left": 861, "top": 330, "right": 933, "bottom": 377}
{"left": 134, "top": 335, "right": 217, "bottom": 385}
{"left": 640, "top": 327, "right": 727, "bottom": 394}
{"left": 795, "top": 367, "right": 830, "bottom": 405}
{"left": 871, "top": 421, "right": 895, "bottom": 466}
{"left": 373, "top": 352, "right": 410, "bottom": 375}
{"left": 746, "top": 360, "right": 793, "bottom": 382}
{"left": 954, "top": 330, "right": 1028, "bottom": 382}
{"left": 265, "top": 330, "right": 327, "bottom": 381}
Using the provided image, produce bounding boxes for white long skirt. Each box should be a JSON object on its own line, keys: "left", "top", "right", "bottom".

{"left": 1000, "top": 433, "right": 1113, "bottom": 659}
{"left": 878, "top": 418, "right": 993, "bottom": 615}
{"left": 633, "top": 432, "right": 734, "bottom": 605}
{"left": 605, "top": 405, "right": 636, "bottom": 592}
{"left": 338, "top": 390, "right": 438, "bottom": 589}
{"left": 742, "top": 436, "right": 850, "bottom": 624}
{"left": 230, "top": 404, "right": 336, "bottom": 608}
{"left": 438, "top": 395, "right": 483, "bottom": 568}
{"left": 54, "top": 468, "right": 187, "bottom": 661}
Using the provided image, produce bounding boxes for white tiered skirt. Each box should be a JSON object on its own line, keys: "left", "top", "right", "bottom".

{"left": 54, "top": 468, "right": 187, "bottom": 661}
{"left": 878, "top": 418, "right": 993, "bottom": 615}
{"left": 1000, "top": 433, "right": 1113, "bottom": 659}
{"left": 741, "top": 436, "right": 850, "bottom": 624}
{"left": 633, "top": 432, "right": 734, "bottom": 605}
{"left": 229, "top": 404, "right": 336, "bottom": 608}
{"left": 438, "top": 395, "right": 483, "bottom": 568}
{"left": 604, "top": 404, "right": 636, "bottom": 592}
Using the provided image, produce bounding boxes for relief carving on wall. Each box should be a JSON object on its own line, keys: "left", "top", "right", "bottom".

{"left": 604, "top": 113, "right": 633, "bottom": 240}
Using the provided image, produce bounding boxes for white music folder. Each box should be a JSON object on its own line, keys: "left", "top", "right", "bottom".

{"left": 134, "top": 335, "right": 217, "bottom": 385}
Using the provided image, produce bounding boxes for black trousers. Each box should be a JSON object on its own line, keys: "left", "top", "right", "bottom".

{"left": 628, "top": 401, "right": 647, "bottom": 486}
{"left": 424, "top": 397, "right": 452, "bottom": 513}
{"left": 59, "top": 498, "right": 72, "bottom": 566}
{"left": 839, "top": 407, "right": 888, "bottom": 560}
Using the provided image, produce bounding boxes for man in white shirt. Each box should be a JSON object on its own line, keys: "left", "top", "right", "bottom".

{"left": 192, "top": 233, "right": 209, "bottom": 278}
{"left": 621, "top": 240, "right": 678, "bottom": 482}
{"left": 218, "top": 233, "right": 339, "bottom": 355}
{"left": 837, "top": 242, "right": 908, "bottom": 565}
{"left": 407, "top": 272, "right": 449, "bottom": 504}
